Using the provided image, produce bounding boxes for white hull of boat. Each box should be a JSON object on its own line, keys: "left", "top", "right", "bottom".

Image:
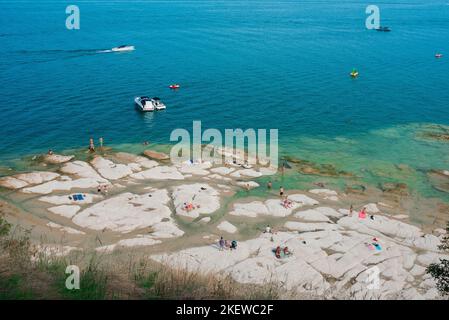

{"left": 112, "top": 45, "right": 135, "bottom": 52}
{"left": 134, "top": 97, "right": 155, "bottom": 112}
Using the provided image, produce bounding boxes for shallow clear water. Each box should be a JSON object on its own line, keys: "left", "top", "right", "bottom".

{"left": 1, "top": 0, "right": 448, "bottom": 202}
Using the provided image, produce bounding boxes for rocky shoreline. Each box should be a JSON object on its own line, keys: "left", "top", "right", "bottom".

{"left": 0, "top": 148, "right": 448, "bottom": 299}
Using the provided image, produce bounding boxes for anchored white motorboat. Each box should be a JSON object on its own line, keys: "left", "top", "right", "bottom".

{"left": 134, "top": 96, "right": 166, "bottom": 112}
{"left": 111, "top": 45, "right": 135, "bottom": 52}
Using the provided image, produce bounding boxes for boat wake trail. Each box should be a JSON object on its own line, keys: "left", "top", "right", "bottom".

{"left": 7, "top": 48, "right": 121, "bottom": 65}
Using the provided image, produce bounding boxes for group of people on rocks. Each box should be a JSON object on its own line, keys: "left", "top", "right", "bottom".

{"left": 97, "top": 184, "right": 109, "bottom": 195}
{"left": 349, "top": 205, "right": 375, "bottom": 220}
{"left": 88, "top": 137, "right": 104, "bottom": 152}
{"left": 183, "top": 202, "right": 199, "bottom": 212}
{"left": 218, "top": 237, "right": 238, "bottom": 251}
{"left": 274, "top": 246, "right": 292, "bottom": 259}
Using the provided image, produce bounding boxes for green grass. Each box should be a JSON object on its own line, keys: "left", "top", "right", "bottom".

{"left": 0, "top": 274, "right": 35, "bottom": 300}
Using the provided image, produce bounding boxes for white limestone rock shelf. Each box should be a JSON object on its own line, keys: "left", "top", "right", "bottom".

{"left": 22, "top": 177, "right": 101, "bottom": 194}
{"left": 338, "top": 215, "right": 423, "bottom": 239}
{"left": 48, "top": 205, "right": 81, "bottom": 218}
{"left": 172, "top": 184, "right": 220, "bottom": 219}
{"left": 0, "top": 176, "right": 28, "bottom": 189}
{"left": 114, "top": 152, "right": 159, "bottom": 170}
{"left": 39, "top": 193, "right": 102, "bottom": 205}
{"left": 236, "top": 181, "right": 260, "bottom": 189}
{"left": 43, "top": 154, "right": 74, "bottom": 164}
{"left": 177, "top": 161, "right": 212, "bottom": 176}
{"left": 294, "top": 207, "right": 341, "bottom": 222}
{"left": 96, "top": 235, "right": 161, "bottom": 253}
{"left": 130, "top": 166, "right": 184, "bottom": 180}
{"left": 91, "top": 156, "right": 133, "bottom": 180}
{"left": 60, "top": 161, "right": 107, "bottom": 183}
{"left": 47, "top": 222, "right": 85, "bottom": 235}
{"left": 208, "top": 174, "right": 232, "bottom": 182}
{"left": 217, "top": 221, "right": 237, "bottom": 234}
{"left": 230, "top": 169, "right": 263, "bottom": 179}
{"left": 287, "top": 194, "right": 319, "bottom": 206}
{"left": 0, "top": 171, "right": 60, "bottom": 189}
{"left": 210, "top": 167, "right": 235, "bottom": 175}
{"left": 284, "top": 221, "right": 341, "bottom": 232}
{"left": 152, "top": 209, "right": 444, "bottom": 299}
{"left": 229, "top": 198, "right": 301, "bottom": 218}
{"left": 72, "top": 189, "right": 183, "bottom": 236}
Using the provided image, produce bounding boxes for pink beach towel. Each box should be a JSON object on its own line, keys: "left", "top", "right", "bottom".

{"left": 358, "top": 210, "right": 367, "bottom": 219}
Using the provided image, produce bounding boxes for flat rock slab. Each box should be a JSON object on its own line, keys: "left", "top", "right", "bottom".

{"left": 130, "top": 166, "right": 184, "bottom": 180}
{"left": 172, "top": 184, "right": 220, "bottom": 218}
{"left": 217, "top": 221, "right": 238, "bottom": 233}
{"left": 60, "top": 161, "right": 108, "bottom": 183}
{"left": 22, "top": 178, "right": 101, "bottom": 194}
{"left": 230, "top": 199, "right": 301, "bottom": 218}
{"left": 91, "top": 156, "right": 133, "bottom": 180}
{"left": 39, "top": 193, "right": 102, "bottom": 205}
{"left": 0, "top": 172, "right": 60, "bottom": 189}
{"left": 43, "top": 154, "right": 74, "bottom": 164}
{"left": 143, "top": 150, "right": 170, "bottom": 160}
{"left": 72, "top": 189, "right": 183, "bottom": 235}
{"left": 48, "top": 205, "right": 81, "bottom": 218}
{"left": 210, "top": 167, "right": 236, "bottom": 175}
{"left": 96, "top": 235, "right": 162, "bottom": 253}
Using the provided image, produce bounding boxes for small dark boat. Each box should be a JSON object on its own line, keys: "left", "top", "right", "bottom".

{"left": 375, "top": 26, "right": 391, "bottom": 32}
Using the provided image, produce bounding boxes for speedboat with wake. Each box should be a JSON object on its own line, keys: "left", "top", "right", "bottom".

{"left": 134, "top": 97, "right": 166, "bottom": 112}
{"left": 111, "top": 45, "right": 135, "bottom": 52}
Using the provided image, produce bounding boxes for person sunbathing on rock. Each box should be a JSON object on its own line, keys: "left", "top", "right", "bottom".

{"left": 283, "top": 246, "right": 292, "bottom": 256}
{"left": 183, "top": 203, "right": 195, "bottom": 212}
{"left": 358, "top": 207, "right": 367, "bottom": 219}
{"left": 275, "top": 246, "right": 281, "bottom": 258}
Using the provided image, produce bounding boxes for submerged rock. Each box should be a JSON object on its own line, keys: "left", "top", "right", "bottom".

{"left": 143, "top": 150, "right": 170, "bottom": 161}
{"left": 427, "top": 170, "right": 449, "bottom": 194}
{"left": 43, "top": 154, "right": 74, "bottom": 164}
{"left": 282, "top": 156, "right": 353, "bottom": 177}
{"left": 380, "top": 182, "right": 409, "bottom": 196}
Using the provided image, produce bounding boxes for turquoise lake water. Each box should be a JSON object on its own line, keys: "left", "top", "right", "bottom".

{"left": 1, "top": 0, "right": 448, "bottom": 201}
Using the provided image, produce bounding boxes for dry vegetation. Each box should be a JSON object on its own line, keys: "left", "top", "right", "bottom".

{"left": 0, "top": 214, "right": 284, "bottom": 300}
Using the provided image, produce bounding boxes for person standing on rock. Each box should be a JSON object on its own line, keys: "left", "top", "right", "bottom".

{"left": 89, "top": 138, "right": 95, "bottom": 152}
{"left": 99, "top": 137, "right": 104, "bottom": 150}
{"left": 218, "top": 236, "right": 225, "bottom": 251}
{"left": 279, "top": 186, "right": 284, "bottom": 198}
